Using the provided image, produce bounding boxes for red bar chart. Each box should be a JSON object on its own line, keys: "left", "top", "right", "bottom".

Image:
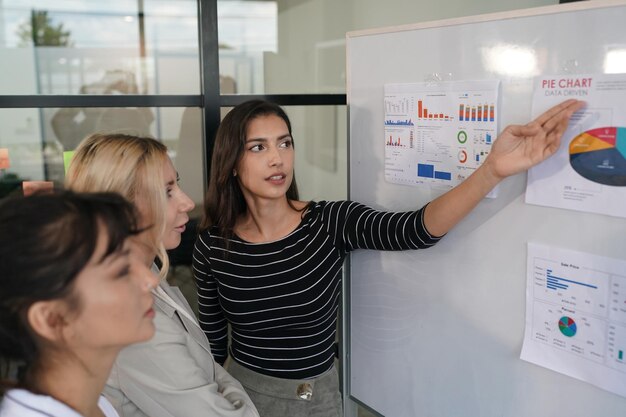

{"left": 417, "top": 100, "right": 452, "bottom": 120}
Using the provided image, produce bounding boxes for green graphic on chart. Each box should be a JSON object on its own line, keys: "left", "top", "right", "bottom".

{"left": 457, "top": 130, "right": 467, "bottom": 144}
{"left": 558, "top": 316, "right": 577, "bottom": 337}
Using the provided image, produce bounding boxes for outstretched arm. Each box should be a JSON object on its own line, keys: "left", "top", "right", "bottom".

{"left": 423, "top": 98, "right": 585, "bottom": 237}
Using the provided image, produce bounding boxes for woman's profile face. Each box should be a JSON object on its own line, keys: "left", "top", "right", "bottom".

{"left": 134, "top": 157, "right": 194, "bottom": 254}
{"left": 162, "top": 157, "right": 194, "bottom": 250}
{"left": 63, "top": 229, "right": 158, "bottom": 351}
{"left": 236, "top": 114, "right": 295, "bottom": 201}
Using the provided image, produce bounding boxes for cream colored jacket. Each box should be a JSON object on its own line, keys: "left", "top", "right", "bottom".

{"left": 104, "top": 275, "right": 259, "bottom": 417}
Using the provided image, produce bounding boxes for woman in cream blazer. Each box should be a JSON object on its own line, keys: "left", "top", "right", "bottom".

{"left": 106, "top": 266, "right": 257, "bottom": 417}
{"left": 66, "top": 133, "right": 259, "bottom": 417}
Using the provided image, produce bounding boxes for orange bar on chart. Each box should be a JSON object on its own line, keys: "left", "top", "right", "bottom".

{"left": 0, "top": 148, "right": 9, "bottom": 169}
{"left": 418, "top": 101, "right": 423, "bottom": 118}
{"left": 23, "top": 181, "right": 54, "bottom": 197}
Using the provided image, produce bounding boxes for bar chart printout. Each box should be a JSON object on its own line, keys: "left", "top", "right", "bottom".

{"left": 383, "top": 80, "right": 499, "bottom": 188}
{"left": 521, "top": 243, "right": 626, "bottom": 398}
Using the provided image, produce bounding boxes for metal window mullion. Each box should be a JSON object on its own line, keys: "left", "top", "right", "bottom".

{"left": 220, "top": 94, "right": 347, "bottom": 107}
{"left": 0, "top": 95, "right": 202, "bottom": 108}
{"left": 198, "top": 0, "right": 221, "bottom": 189}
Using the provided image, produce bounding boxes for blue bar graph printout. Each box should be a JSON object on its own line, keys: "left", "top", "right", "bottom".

{"left": 545, "top": 269, "right": 598, "bottom": 291}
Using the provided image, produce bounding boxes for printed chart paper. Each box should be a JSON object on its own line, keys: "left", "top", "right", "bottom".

{"left": 521, "top": 242, "right": 626, "bottom": 397}
{"left": 384, "top": 80, "right": 499, "bottom": 190}
{"left": 526, "top": 73, "right": 626, "bottom": 218}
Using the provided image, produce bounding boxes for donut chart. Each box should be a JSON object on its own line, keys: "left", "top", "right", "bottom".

{"left": 569, "top": 127, "right": 626, "bottom": 186}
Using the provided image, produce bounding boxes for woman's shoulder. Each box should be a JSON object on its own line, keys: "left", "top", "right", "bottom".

{"left": 0, "top": 389, "right": 86, "bottom": 417}
{"left": 195, "top": 224, "right": 224, "bottom": 249}
{"left": 98, "top": 395, "right": 120, "bottom": 417}
{"left": 304, "top": 199, "right": 354, "bottom": 212}
{"left": 307, "top": 200, "right": 365, "bottom": 217}
{"left": 301, "top": 200, "right": 371, "bottom": 230}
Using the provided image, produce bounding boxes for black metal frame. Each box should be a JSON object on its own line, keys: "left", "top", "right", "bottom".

{"left": 220, "top": 94, "right": 346, "bottom": 107}
{"left": 0, "top": 0, "right": 347, "bottom": 179}
{"left": 0, "top": 95, "right": 202, "bottom": 108}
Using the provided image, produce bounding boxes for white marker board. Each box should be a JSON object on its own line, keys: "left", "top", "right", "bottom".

{"left": 346, "top": 1, "right": 626, "bottom": 416}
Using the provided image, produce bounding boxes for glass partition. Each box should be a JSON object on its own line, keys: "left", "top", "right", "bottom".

{"left": 0, "top": 0, "right": 200, "bottom": 95}
{"left": 0, "top": 106, "right": 205, "bottom": 208}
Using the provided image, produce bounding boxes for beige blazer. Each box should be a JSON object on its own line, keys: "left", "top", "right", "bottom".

{"left": 104, "top": 276, "right": 259, "bottom": 417}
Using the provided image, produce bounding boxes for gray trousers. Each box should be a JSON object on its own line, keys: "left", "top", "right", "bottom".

{"left": 227, "top": 359, "right": 343, "bottom": 417}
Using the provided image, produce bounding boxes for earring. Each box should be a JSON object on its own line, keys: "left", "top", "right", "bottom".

{"left": 233, "top": 169, "right": 237, "bottom": 177}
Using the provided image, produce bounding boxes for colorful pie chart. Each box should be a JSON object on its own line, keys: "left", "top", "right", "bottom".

{"left": 569, "top": 127, "right": 626, "bottom": 186}
{"left": 558, "top": 316, "right": 577, "bottom": 338}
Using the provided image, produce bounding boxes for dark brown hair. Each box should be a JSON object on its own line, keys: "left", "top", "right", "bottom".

{"left": 201, "top": 100, "right": 304, "bottom": 238}
{"left": 0, "top": 190, "right": 141, "bottom": 392}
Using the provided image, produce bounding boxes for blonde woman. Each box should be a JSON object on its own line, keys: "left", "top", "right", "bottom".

{"left": 66, "top": 133, "right": 259, "bottom": 417}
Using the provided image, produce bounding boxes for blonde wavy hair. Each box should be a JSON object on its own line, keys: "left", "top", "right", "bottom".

{"left": 65, "top": 133, "right": 169, "bottom": 279}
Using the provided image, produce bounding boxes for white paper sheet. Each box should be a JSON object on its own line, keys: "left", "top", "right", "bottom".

{"left": 521, "top": 242, "right": 626, "bottom": 398}
{"left": 383, "top": 80, "right": 500, "bottom": 192}
{"left": 526, "top": 74, "right": 626, "bottom": 218}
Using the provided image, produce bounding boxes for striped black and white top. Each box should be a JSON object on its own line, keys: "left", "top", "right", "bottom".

{"left": 192, "top": 200, "right": 441, "bottom": 380}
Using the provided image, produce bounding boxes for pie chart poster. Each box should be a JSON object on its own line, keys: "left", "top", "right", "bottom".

{"left": 526, "top": 73, "right": 626, "bottom": 219}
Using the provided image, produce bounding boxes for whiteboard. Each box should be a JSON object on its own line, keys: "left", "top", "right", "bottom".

{"left": 346, "top": 1, "right": 626, "bottom": 416}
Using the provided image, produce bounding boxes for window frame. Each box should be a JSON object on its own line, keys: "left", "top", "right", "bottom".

{"left": 0, "top": 0, "right": 346, "bottom": 182}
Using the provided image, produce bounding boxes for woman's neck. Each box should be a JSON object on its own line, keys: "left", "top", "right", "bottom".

{"left": 237, "top": 196, "right": 307, "bottom": 243}
{"left": 32, "top": 350, "right": 117, "bottom": 417}
{"left": 134, "top": 239, "right": 157, "bottom": 268}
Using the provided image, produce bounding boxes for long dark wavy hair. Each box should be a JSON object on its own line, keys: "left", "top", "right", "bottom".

{"left": 200, "top": 100, "right": 305, "bottom": 239}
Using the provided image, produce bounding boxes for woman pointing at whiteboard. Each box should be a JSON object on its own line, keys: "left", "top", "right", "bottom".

{"left": 193, "top": 98, "right": 583, "bottom": 417}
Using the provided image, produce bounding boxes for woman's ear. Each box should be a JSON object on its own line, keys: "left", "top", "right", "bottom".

{"left": 27, "top": 300, "right": 68, "bottom": 343}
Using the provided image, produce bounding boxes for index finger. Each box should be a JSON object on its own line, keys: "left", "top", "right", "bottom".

{"left": 533, "top": 99, "right": 584, "bottom": 126}
{"left": 541, "top": 100, "right": 586, "bottom": 132}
